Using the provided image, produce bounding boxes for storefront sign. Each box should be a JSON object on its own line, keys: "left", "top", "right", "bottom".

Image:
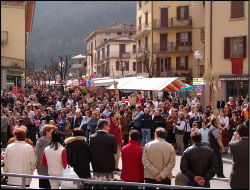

{"left": 1, "top": 1, "right": 25, "bottom": 7}
{"left": 6, "top": 70, "right": 23, "bottom": 75}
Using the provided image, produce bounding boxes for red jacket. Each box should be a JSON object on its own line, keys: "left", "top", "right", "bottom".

{"left": 109, "top": 119, "right": 122, "bottom": 145}
{"left": 121, "top": 140, "right": 144, "bottom": 182}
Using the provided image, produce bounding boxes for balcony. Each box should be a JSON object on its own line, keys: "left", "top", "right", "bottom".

{"left": 1, "top": 31, "right": 8, "bottom": 45}
{"left": 161, "top": 68, "right": 192, "bottom": 79}
{"left": 153, "top": 17, "right": 192, "bottom": 30}
{"left": 133, "top": 22, "right": 151, "bottom": 39}
{"left": 1, "top": 56, "right": 24, "bottom": 69}
{"left": 131, "top": 47, "right": 151, "bottom": 58}
{"left": 153, "top": 42, "right": 192, "bottom": 54}
{"left": 96, "top": 51, "right": 131, "bottom": 64}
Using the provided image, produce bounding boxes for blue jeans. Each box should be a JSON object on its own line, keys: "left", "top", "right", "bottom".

{"left": 187, "top": 178, "right": 210, "bottom": 188}
{"left": 141, "top": 128, "right": 151, "bottom": 146}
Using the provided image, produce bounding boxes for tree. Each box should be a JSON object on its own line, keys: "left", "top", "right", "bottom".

{"left": 134, "top": 41, "right": 160, "bottom": 78}
{"left": 51, "top": 55, "right": 72, "bottom": 92}
{"left": 115, "top": 58, "right": 129, "bottom": 77}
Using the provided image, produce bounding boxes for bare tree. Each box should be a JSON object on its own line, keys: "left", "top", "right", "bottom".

{"left": 134, "top": 41, "right": 160, "bottom": 78}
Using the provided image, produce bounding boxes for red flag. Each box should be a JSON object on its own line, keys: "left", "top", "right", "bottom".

{"left": 231, "top": 58, "right": 243, "bottom": 74}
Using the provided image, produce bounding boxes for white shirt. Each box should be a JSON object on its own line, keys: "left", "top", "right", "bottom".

{"left": 56, "top": 101, "right": 62, "bottom": 111}
{"left": 199, "top": 128, "right": 210, "bottom": 143}
{"left": 219, "top": 116, "right": 229, "bottom": 130}
{"left": 153, "top": 101, "right": 159, "bottom": 108}
{"left": 28, "top": 110, "right": 35, "bottom": 124}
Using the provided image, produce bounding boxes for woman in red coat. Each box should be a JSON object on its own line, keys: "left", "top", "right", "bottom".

{"left": 121, "top": 130, "right": 144, "bottom": 185}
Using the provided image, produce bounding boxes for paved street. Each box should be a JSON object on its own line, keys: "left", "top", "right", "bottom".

{"left": 30, "top": 150, "right": 232, "bottom": 189}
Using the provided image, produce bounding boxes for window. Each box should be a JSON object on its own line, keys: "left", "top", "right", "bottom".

{"left": 231, "top": 37, "right": 243, "bottom": 58}
{"left": 160, "top": 57, "right": 171, "bottom": 72}
{"left": 125, "top": 61, "right": 129, "bottom": 71}
{"left": 138, "top": 40, "right": 141, "bottom": 51}
{"left": 145, "top": 36, "right": 148, "bottom": 50}
{"left": 137, "top": 61, "right": 142, "bottom": 73}
{"left": 133, "top": 62, "right": 136, "bottom": 71}
{"left": 177, "top": 6, "right": 189, "bottom": 20}
{"left": 224, "top": 36, "right": 246, "bottom": 59}
{"left": 133, "top": 45, "right": 136, "bottom": 53}
{"left": 176, "top": 56, "right": 188, "bottom": 70}
{"left": 107, "top": 45, "right": 110, "bottom": 57}
{"left": 138, "top": 17, "right": 142, "bottom": 30}
{"left": 138, "top": 1, "right": 142, "bottom": 8}
{"left": 117, "top": 32, "right": 122, "bottom": 36}
{"left": 97, "top": 50, "right": 100, "bottom": 61}
{"left": 145, "top": 12, "right": 148, "bottom": 25}
{"left": 180, "top": 32, "right": 188, "bottom": 46}
{"left": 231, "top": 1, "right": 244, "bottom": 19}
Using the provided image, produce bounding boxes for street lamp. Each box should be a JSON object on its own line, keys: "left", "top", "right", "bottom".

{"left": 194, "top": 51, "right": 203, "bottom": 77}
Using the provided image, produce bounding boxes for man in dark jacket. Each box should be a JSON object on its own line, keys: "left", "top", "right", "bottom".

{"left": 65, "top": 129, "right": 91, "bottom": 179}
{"left": 229, "top": 124, "right": 249, "bottom": 189}
{"left": 217, "top": 96, "right": 225, "bottom": 110}
{"left": 140, "top": 108, "right": 152, "bottom": 146}
{"left": 180, "top": 132, "right": 217, "bottom": 188}
{"left": 90, "top": 119, "right": 117, "bottom": 183}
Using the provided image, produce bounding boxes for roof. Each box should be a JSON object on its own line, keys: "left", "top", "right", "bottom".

{"left": 84, "top": 23, "right": 136, "bottom": 42}
{"left": 107, "top": 77, "right": 187, "bottom": 92}
{"left": 71, "top": 54, "right": 86, "bottom": 59}
{"left": 96, "top": 36, "right": 136, "bottom": 50}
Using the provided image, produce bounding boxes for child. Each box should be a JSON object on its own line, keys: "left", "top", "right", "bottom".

{"left": 231, "top": 132, "right": 239, "bottom": 142}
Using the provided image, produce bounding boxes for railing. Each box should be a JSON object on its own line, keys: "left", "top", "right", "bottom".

{"left": 1, "top": 173, "right": 228, "bottom": 189}
{"left": 153, "top": 42, "right": 192, "bottom": 53}
{"left": 161, "top": 68, "right": 192, "bottom": 78}
{"left": 134, "top": 22, "right": 151, "bottom": 37}
{"left": 1, "top": 56, "right": 25, "bottom": 69}
{"left": 153, "top": 17, "right": 192, "bottom": 29}
{"left": 97, "top": 51, "right": 131, "bottom": 64}
{"left": 1, "top": 31, "right": 8, "bottom": 44}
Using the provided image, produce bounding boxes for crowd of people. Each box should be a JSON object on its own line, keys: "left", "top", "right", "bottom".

{"left": 1, "top": 87, "right": 249, "bottom": 189}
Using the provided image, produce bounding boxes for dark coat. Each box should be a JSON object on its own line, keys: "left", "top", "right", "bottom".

{"left": 90, "top": 131, "right": 117, "bottom": 173}
{"left": 180, "top": 142, "right": 217, "bottom": 181}
{"left": 217, "top": 100, "right": 225, "bottom": 110}
{"left": 65, "top": 136, "right": 91, "bottom": 178}
{"left": 152, "top": 115, "right": 165, "bottom": 130}
{"left": 140, "top": 114, "right": 152, "bottom": 129}
{"left": 190, "top": 116, "right": 202, "bottom": 128}
{"left": 229, "top": 138, "right": 249, "bottom": 189}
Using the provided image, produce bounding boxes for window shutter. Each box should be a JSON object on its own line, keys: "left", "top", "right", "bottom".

{"left": 176, "top": 57, "right": 180, "bottom": 70}
{"left": 133, "top": 62, "right": 136, "bottom": 71}
{"left": 145, "top": 12, "right": 148, "bottom": 25}
{"left": 185, "top": 56, "right": 189, "bottom": 70}
{"left": 185, "top": 6, "right": 189, "bottom": 19}
{"left": 126, "top": 61, "right": 129, "bottom": 71}
{"left": 231, "top": 2, "right": 237, "bottom": 18}
{"left": 188, "top": 32, "right": 192, "bottom": 46}
{"left": 177, "top": 7, "right": 181, "bottom": 20}
{"left": 224, "top": 37, "right": 231, "bottom": 59}
{"left": 239, "top": 1, "right": 244, "bottom": 18}
{"left": 176, "top": 33, "right": 180, "bottom": 47}
{"left": 243, "top": 36, "right": 247, "bottom": 58}
{"left": 167, "top": 57, "right": 171, "bottom": 71}
{"left": 116, "top": 61, "right": 119, "bottom": 70}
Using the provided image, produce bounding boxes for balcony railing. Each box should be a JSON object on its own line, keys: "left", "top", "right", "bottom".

{"left": 1, "top": 31, "right": 8, "bottom": 44}
{"left": 133, "top": 22, "right": 151, "bottom": 38}
{"left": 153, "top": 17, "right": 192, "bottom": 30}
{"left": 153, "top": 42, "right": 192, "bottom": 53}
{"left": 131, "top": 47, "right": 151, "bottom": 58}
{"left": 97, "top": 51, "right": 131, "bottom": 64}
{"left": 1, "top": 56, "right": 24, "bottom": 69}
{"left": 161, "top": 68, "right": 192, "bottom": 78}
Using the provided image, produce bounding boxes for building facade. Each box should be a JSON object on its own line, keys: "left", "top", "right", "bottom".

{"left": 84, "top": 24, "right": 136, "bottom": 77}
{"left": 1, "top": 1, "right": 35, "bottom": 91}
{"left": 204, "top": 1, "right": 248, "bottom": 105}
{"left": 71, "top": 54, "right": 87, "bottom": 78}
{"left": 133, "top": 1, "right": 205, "bottom": 83}
{"left": 95, "top": 36, "right": 137, "bottom": 78}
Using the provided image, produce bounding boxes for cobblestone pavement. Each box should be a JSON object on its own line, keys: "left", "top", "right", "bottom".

{"left": 30, "top": 149, "right": 232, "bottom": 189}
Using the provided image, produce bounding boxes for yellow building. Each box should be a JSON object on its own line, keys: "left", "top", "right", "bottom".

{"left": 1, "top": 1, "right": 35, "bottom": 91}
{"left": 133, "top": 1, "right": 205, "bottom": 83}
{"left": 204, "top": 1, "right": 248, "bottom": 105}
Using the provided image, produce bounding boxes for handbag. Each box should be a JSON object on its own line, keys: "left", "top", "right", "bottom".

{"left": 61, "top": 165, "right": 79, "bottom": 189}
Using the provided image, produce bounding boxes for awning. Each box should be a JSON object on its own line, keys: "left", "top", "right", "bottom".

{"left": 107, "top": 77, "right": 187, "bottom": 92}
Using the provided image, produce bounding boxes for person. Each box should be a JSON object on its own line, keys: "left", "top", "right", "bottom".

{"left": 88, "top": 111, "right": 99, "bottom": 136}
{"left": 183, "top": 107, "right": 191, "bottom": 150}
{"left": 166, "top": 108, "right": 178, "bottom": 147}
{"left": 36, "top": 125, "right": 55, "bottom": 189}
{"left": 199, "top": 122, "right": 210, "bottom": 146}
{"left": 218, "top": 110, "right": 230, "bottom": 147}
{"left": 229, "top": 124, "right": 249, "bottom": 189}
{"left": 65, "top": 129, "right": 91, "bottom": 179}
{"left": 71, "top": 109, "right": 83, "bottom": 129}
{"left": 227, "top": 97, "right": 235, "bottom": 109}
{"left": 132, "top": 105, "right": 143, "bottom": 134}
{"left": 80, "top": 110, "right": 91, "bottom": 143}
{"left": 173, "top": 112, "right": 186, "bottom": 155}
{"left": 58, "top": 110, "right": 67, "bottom": 133}
{"left": 190, "top": 109, "right": 202, "bottom": 128}
{"left": 152, "top": 110, "right": 165, "bottom": 138}
{"left": 217, "top": 96, "right": 225, "bottom": 110}
{"left": 208, "top": 117, "right": 225, "bottom": 178}
{"left": 140, "top": 108, "right": 153, "bottom": 146}
{"left": 109, "top": 112, "right": 122, "bottom": 171}
{"left": 1, "top": 110, "right": 8, "bottom": 148}
{"left": 230, "top": 132, "right": 238, "bottom": 142}
{"left": 121, "top": 130, "right": 144, "bottom": 187}
{"left": 90, "top": 119, "right": 117, "bottom": 187}
{"left": 41, "top": 130, "right": 67, "bottom": 189}
{"left": 180, "top": 132, "right": 217, "bottom": 188}
{"left": 3, "top": 128, "right": 36, "bottom": 187}
{"left": 119, "top": 110, "right": 129, "bottom": 146}
{"left": 241, "top": 103, "right": 249, "bottom": 122}
{"left": 55, "top": 98, "right": 62, "bottom": 112}
{"left": 229, "top": 110, "right": 242, "bottom": 138}
{"left": 142, "top": 127, "right": 176, "bottom": 188}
